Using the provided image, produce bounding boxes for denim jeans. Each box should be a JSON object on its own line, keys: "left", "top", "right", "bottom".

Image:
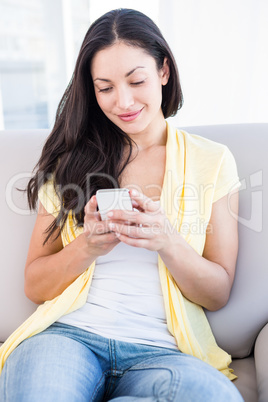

{"left": 0, "top": 322, "right": 243, "bottom": 401}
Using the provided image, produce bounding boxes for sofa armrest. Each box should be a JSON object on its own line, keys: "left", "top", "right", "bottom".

{"left": 254, "top": 323, "right": 268, "bottom": 402}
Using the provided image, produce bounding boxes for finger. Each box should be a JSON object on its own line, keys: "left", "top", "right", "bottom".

{"left": 84, "top": 218, "right": 115, "bottom": 236}
{"left": 129, "top": 189, "right": 161, "bottom": 214}
{"left": 85, "top": 230, "right": 120, "bottom": 244}
{"left": 108, "top": 222, "right": 156, "bottom": 239}
{"left": 131, "top": 199, "right": 144, "bottom": 212}
{"left": 85, "top": 195, "right": 97, "bottom": 214}
{"left": 107, "top": 209, "right": 153, "bottom": 226}
{"left": 84, "top": 195, "right": 101, "bottom": 222}
{"left": 114, "top": 232, "right": 149, "bottom": 248}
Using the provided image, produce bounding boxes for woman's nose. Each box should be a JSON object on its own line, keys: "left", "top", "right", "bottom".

{"left": 116, "top": 87, "right": 134, "bottom": 110}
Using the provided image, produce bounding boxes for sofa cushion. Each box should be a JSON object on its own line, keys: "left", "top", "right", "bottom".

{"left": 254, "top": 323, "right": 268, "bottom": 402}
{"left": 230, "top": 356, "right": 258, "bottom": 402}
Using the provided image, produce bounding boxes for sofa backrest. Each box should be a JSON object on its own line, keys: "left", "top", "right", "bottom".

{"left": 0, "top": 129, "right": 49, "bottom": 342}
{"left": 0, "top": 124, "right": 267, "bottom": 358}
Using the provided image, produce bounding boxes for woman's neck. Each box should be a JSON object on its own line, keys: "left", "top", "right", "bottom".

{"left": 126, "top": 115, "right": 167, "bottom": 151}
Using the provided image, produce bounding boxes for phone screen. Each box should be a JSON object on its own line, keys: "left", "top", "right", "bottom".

{"left": 96, "top": 188, "right": 133, "bottom": 220}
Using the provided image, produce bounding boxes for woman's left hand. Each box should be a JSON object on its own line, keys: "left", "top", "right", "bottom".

{"left": 106, "top": 189, "right": 178, "bottom": 252}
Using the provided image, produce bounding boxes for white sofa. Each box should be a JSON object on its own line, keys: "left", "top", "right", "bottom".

{"left": 0, "top": 124, "right": 268, "bottom": 401}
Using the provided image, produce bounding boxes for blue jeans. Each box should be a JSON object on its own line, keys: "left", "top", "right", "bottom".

{"left": 0, "top": 322, "right": 243, "bottom": 401}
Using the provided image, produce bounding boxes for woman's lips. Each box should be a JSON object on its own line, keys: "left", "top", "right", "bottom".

{"left": 118, "top": 108, "right": 143, "bottom": 122}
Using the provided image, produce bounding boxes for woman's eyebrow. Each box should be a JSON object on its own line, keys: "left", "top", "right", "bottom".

{"left": 125, "top": 66, "right": 145, "bottom": 77}
{"left": 94, "top": 66, "right": 145, "bottom": 82}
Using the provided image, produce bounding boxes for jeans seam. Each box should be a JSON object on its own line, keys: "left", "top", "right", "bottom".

{"left": 104, "top": 339, "right": 116, "bottom": 399}
{"left": 166, "top": 368, "right": 180, "bottom": 402}
{"left": 124, "top": 365, "right": 181, "bottom": 402}
{"left": 90, "top": 370, "right": 107, "bottom": 402}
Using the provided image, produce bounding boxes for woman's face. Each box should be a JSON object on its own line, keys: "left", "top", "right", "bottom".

{"left": 91, "top": 42, "right": 169, "bottom": 137}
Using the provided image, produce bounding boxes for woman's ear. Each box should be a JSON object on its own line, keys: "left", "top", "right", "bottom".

{"left": 161, "top": 57, "right": 170, "bottom": 86}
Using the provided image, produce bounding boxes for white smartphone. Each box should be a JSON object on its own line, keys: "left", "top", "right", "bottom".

{"left": 96, "top": 188, "right": 133, "bottom": 220}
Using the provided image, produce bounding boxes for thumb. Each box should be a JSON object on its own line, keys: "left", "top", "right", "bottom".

{"left": 84, "top": 195, "right": 98, "bottom": 215}
{"left": 130, "top": 189, "right": 161, "bottom": 214}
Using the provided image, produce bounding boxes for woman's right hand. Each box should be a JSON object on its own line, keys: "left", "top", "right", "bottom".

{"left": 83, "top": 195, "right": 120, "bottom": 258}
{"left": 24, "top": 196, "right": 119, "bottom": 304}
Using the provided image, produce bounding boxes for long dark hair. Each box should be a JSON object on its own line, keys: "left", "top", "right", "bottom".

{"left": 27, "top": 8, "right": 183, "bottom": 243}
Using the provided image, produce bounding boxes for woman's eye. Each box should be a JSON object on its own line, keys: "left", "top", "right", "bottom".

{"left": 99, "top": 87, "right": 112, "bottom": 93}
{"left": 131, "top": 81, "right": 145, "bottom": 86}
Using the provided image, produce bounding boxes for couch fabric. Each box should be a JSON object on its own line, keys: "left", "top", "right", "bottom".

{"left": 0, "top": 123, "right": 267, "bottom": 401}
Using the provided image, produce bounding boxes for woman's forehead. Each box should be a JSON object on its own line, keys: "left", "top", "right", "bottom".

{"left": 91, "top": 42, "right": 156, "bottom": 78}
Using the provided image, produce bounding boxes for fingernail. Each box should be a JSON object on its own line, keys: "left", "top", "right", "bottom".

{"left": 107, "top": 211, "right": 113, "bottom": 217}
{"left": 115, "top": 232, "right": 121, "bottom": 237}
{"left": 109, "top": 223, "right": 115, "bottom": 229}
{"left": 131, "top": 190, "right": 138, "bottom": 196}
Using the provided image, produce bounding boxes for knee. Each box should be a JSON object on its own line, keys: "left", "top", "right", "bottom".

{"left": 167, "top": 359, "right": 243, "bottom": 402}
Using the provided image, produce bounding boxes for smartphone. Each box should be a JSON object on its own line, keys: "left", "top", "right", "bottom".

{"left": 96, "top": 188, "right": 133, "bottom": 220}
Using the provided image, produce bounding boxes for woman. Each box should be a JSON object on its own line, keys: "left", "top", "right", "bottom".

{"left": 0, "top": 8, "right": 242, "bottom": 401}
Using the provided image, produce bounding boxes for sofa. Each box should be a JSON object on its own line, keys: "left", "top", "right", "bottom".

{"left": 0, "top": 123, "right": 267, "bottom": 401}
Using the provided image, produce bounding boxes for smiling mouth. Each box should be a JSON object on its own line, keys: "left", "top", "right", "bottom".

{"left": 118, "top": 108, "right": 143, "bottom": 122}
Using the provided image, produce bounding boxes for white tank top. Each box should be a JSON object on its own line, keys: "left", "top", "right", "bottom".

{"left": 57, "top": 242, "right": 178, "bottom": 349}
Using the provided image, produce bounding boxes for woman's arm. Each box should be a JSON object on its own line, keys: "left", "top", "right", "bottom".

{"left": 107, "top": 189, "right": 239, "bottom": 311}
{"left": 25, "top": 197, "right": 119, "bottom": 304}
{"left": 159, "top": 190, "right": 239, "bottom": 311}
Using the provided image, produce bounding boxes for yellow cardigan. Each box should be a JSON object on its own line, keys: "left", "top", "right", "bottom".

{"left": 0, "top": 123, "right": 240, "bottom": 379}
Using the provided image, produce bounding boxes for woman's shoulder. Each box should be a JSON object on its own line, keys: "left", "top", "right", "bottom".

{"left": 167, "top": 122, "right": 228, "bottom": 154}
{"left": 178, "top": 128, "right": 237, "bottom": 175}
{"left": 177, "top": 128, "right": 229, "bottom": 156}
{"left": 38, "top": 176, "right": 61, "bottom": 217}
{"left": 166, "top": 123, "right": 239, "bottom": 182}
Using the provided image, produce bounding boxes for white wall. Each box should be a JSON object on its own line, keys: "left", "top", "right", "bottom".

{"left": 159, "top": 0, "right": 268, "bottom": 126}
{"left": 0, "top": 0, "right": 266, "bottom": 128}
